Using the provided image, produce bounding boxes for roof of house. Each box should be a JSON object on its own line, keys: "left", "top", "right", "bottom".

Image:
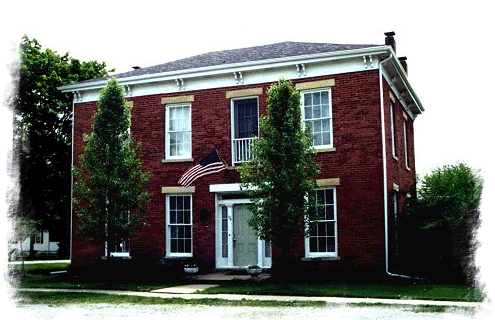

{"left": 79, "top": 41, "right": 379, "bottom": 84}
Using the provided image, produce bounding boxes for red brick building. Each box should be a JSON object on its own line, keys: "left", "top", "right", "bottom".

{"left": 60, "top": 32, "right": 423, "bottom": 276}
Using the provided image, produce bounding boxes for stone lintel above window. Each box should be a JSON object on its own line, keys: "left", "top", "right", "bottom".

{"left": 162, "top": 186, "right": 196, "bottom": 194}
{"left": 316, "top": 178, "right": 340, "bottom": 187}
{"left": 161, "top": 95, "right": 195, "bottom": 105}
{"left": 295, "top": 79, "right": 335, "bottom": 91}
{"left": 226, "top": 88, "right": 263, "bottom": 99}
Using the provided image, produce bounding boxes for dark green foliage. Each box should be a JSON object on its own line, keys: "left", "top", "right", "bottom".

{"left": 239, "top": 79, "right": 320, "bottom": 277}
{"left": 73, "top": 78, "right": 151, "bottom": 259}
{"left": 11, "top": 36, "right": 108, "bottom": 256}
{"left": 399, "top": 162, "right": 483, "bottom": 284}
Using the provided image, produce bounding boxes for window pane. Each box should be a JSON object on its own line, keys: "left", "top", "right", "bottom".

{"left": 234, "top": 98, "right": 258, "bottom": 139}
{"left": 313, "top": 92, "right": 321, "bottom": 106}
{"left": 322, "top": 119, "right": 330, "bottom": 132}
{"left": 321, "top": 91, "right": 329, "bottom": 104}
{"left": 327, "top": 222, "right": 335, "bottom": 236}
{"left": 185, "top": 239, "right": 192, "bottom": 253}
{"left": 313, "top": 119, "right": 322, "bottom": 133}
{"left": 305, "top": 107, "right": 312, "bottom": 120}
{"left": 314, "top": 132, "right": 322, "bottom": 146}
{"left": 321, "top": 104, "right": 330, "bottom": 118}
{"left": 171, "top": 239, "right": 178, "bottom": 252}
{"left": 317, "top": 238, "right": 326, "bottom": 252}
{"left": 325, "top": 205, "right": 334, "bottom": 220}
{"left": 312, "top": 104, "right": 321, "bottom": 119}
{"left": 326, "top": 237, "right": 335, "bottom": 252}
{"left": 304, "top": 93, "right": 312, "bottom": 107}
{"left": 310, "top": 237, "right": 317, "bottom": 252}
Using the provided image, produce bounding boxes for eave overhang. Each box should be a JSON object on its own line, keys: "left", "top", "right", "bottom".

{"left": 381, "top": 50, "right": 424, "bottom": 116}
{"left": 58, "top": 45, "right": 424, "bottom": 117}
{"left": 59, "top": 46, "right": 390, "bottom": 92}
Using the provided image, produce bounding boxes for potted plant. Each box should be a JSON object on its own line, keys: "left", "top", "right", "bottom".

{"left": 247, "top": 265, "right": 262, "bottom": 277}
{"left": 183, "top": 260, "right": 199, "bottom": 275}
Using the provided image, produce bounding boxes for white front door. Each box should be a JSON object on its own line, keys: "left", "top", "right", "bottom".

{"left": 216, "top": 197, "right": 271, "bottom": 269}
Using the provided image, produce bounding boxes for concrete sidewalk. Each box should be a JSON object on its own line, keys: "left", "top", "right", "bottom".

{"left": 8, "top": 260, "right": 70, "bottom": 265}
{"left": 17, "top": 287, "right": 482, "bottom": 308}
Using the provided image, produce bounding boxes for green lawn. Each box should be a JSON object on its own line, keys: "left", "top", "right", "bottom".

{"left": 9, "top": 263, "right": 175, "bottom": 292}
{"left": 201, "top": 283, "right": 485, "bottom": 302}
{"left": 10, "top": 263, "right": 485, "bottom": 302}
{"left": 15, "top": 291, "right": 325, "bottom": 308}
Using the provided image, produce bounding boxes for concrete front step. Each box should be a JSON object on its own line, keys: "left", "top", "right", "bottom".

{"left": 192, "top": 270, "right": 271, "bottom": 283}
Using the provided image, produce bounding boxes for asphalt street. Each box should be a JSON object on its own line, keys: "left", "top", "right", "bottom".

{"left": 10, "top": 303, "right": 483, "bottom": 320}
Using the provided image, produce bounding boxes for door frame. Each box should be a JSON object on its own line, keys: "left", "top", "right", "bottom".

{"left": 215, "top": 195, "right": 271, "bottom": 269}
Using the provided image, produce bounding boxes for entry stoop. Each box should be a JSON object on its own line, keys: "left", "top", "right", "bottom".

{"left": 192, "top": 270, "right": 271, "bottom": 284}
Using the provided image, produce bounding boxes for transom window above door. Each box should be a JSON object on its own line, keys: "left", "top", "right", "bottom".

{"left": 302, "top": 89, "right": 333, "bottom": 148}
{"left": 232, "top": 97, "right": 258, "bottom": 165}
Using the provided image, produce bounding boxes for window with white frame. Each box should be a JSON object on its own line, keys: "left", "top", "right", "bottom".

{"left": 403, "top": 120, "right": 409, "bottom": 169}
{"left": 302, "top": 89, "right": 332, "bottom": 148}
{"left": 166, "top": 194, "right": 193, "bottom": 257}
{"left": 231, "top": 97, "right": 258, "bottom": 164}
{"left": 306, "top": 188, "right": 337, "bottom": 258}
{"left": 165, "top": 104, "right": 191, "bottom": 159}
{"left": 390, "top": 101, "right": 397, "bottom": 158}
{"left": 34, "top": 231, "right": 43, "bottom": 244}
{"left": 106, "top": 239, "right": 130, "bottom": 257}
{"left": 105, "top": 211, "right": 131, "bottom": 258}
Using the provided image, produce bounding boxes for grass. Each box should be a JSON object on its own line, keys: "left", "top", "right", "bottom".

{"left": 10, "top": 263, "right": 485, "bottom": 302}
{"left": 9, "top": 263, "right": 176, "bottom": 292}
{"left": 201, "top": 283, "right": 485, "bottom": 302}
{"left": 9, "top": 263, "right": 70, "bottom": 274}
{"left": 14, "top": 291, "right": 325, "bottom": 308}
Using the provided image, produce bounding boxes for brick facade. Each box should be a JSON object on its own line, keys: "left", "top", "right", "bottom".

{"left": 72, "top": 69, "right": 417, "bottom": 273}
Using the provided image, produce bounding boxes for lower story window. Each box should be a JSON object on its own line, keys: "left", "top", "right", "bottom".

{"left": 305, "top": 188, "right": 337, "bottom": 258}
{"left": 106, "top": 239, "right": 130, "bottom": 257}
{"left": 166, "top": 194, "right": 193, "bottom": 257}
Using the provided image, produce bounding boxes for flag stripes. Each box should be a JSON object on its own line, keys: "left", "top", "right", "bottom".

{"left": 178, "top": 150, "right": 227, "bottom": 187}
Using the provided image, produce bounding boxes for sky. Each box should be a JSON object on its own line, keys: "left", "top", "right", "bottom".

{"left": 1, "top": 0, "right": 494, "bottom": 313}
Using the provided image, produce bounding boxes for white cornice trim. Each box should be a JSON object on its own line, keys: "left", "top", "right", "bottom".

{"left": 59, "top": 46, "right": 390, "bottom": 93}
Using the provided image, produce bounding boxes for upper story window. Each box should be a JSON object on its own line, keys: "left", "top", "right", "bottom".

{"left": 231, "top": 97, "right": 258, "bottom": 165}
{"left": 403, "top": 120, "right": 410, "bottom": 170}
{"left": 302, "top": 89, "right": 332, "bottom": 148}
{"left": 390, "top": 100, "right": 397, "bottom": 158}
{"left": 165, "top": 104, "right": 191, "bottom": 159}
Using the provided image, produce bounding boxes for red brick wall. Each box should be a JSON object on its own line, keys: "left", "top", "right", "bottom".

{"left": 72, "top": 70, "right": 407, "bottom": 272}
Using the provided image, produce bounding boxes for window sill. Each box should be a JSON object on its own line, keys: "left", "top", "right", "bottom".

{"left": 165, "top": 254, "right": 193, "bottom": 259}
{"left": 162, "top": 158, "right": 194, "bottom": 163}
{"left": 315, "top": 147, "right": 336, "bottom": 153}
{"left": 101, "top": 255, "right": 132, "bottom": 260}
{"left": 302, "top": 256, "right": 340, "bottom": 261}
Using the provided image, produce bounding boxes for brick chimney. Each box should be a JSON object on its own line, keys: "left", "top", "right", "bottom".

{"left": 384, "top": 31, "right": 396, "bottom": 53}
{"left": 398, "top": 57, "right": 408, "bottom": 74}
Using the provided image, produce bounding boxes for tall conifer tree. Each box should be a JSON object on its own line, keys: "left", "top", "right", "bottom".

{"left": 73, "top": 78, "right": 151, "bottom": 261}
{"left": 239, "top": 79, "right": 320, "bottom": 280}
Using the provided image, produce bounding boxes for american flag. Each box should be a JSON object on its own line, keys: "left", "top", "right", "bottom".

{"left": 178, "top": 150, "right": 227, "bottom": 187}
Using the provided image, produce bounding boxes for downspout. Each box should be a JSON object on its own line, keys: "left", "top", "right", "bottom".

{"left": 379, "top": 53, "right": 411, "bottom": 279}
{"left": 69, "top": 93, "right": 75, "bottom": 263}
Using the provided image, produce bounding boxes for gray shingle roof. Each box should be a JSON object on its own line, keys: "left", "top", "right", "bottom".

{"left": 80, "top": 41, "right": 379, "bottom": 84}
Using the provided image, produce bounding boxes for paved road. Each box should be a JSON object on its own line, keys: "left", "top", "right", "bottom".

{"left": 10, "top": 303, "right": 482, "bottom": 320}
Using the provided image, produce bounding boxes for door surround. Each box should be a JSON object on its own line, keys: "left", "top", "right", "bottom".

{"left": 214, "top": 194, "right": 271, "bottom": 269}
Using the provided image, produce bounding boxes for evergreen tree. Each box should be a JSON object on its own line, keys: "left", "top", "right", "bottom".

{"left": 239, "top": 79, "right": 320, "bottom": 280}
{"left": 73, "top": 78, "right": 151, "bottom": 261}
{"left": 400, "top": 162, "right": 483, "bottom": 284}
{"left": 11, "top": 36, "right": 108, "bottom": 256}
